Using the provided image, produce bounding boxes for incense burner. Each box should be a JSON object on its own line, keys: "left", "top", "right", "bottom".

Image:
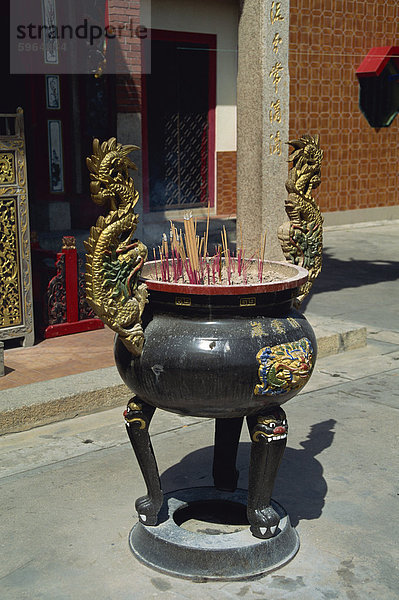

{"left": 115, "top": 259, "right": 316, "bottom": 418}
{"left": 112, "top": 258, "right": 317, "bottom": 540}
{"left": 84, "top": 135, "right": 324, "bottom": 574}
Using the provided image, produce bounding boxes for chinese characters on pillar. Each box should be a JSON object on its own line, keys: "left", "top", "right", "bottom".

{"left": 269, "top": 1, "right": 285, "bottom": 157}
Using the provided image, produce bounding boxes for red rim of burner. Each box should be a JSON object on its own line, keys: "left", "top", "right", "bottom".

{"left": 140, "top": 259, "right": 308, "bottom": 296}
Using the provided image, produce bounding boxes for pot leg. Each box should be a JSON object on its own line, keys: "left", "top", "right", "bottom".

{"left": 124, "top": 397, "right": 163, "bottom": 526}
{"left": 213, "top": 417, "right": 244, "bottom": 491}
{"left": 246, "top": 406, "right": 288, "bottom": 539}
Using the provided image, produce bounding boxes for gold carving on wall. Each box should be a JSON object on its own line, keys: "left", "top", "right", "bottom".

{"left": 0, "top": 153, "right": 16, "bottom": 184}
{"left": 269, "top": 62, "right": 284, "bottom": 94}
{"left": 0, "top": 108, "right": 34, "bottom": 344}
{"left": 0, "top": 196, "right": 22, "bottom": 327}
{"left": 62, "top": 236, "right": 76, "bottom": 249}
{"left": 270, "top": 1, "right": 284, "bottom": 24}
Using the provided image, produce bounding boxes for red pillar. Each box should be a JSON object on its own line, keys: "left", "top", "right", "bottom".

{"left": 45, "top": 237, "right": 104, "bottom": 338}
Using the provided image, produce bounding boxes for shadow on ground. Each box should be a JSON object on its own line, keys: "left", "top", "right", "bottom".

{"left": 301, "top": 248, "right": 399, "bottom": 310}
{"left": 159, "top": 419, "right": 336, "bottom": 528}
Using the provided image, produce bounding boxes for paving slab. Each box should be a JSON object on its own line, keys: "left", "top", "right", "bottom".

{"left": 368, "top": 329, "right": 399, "bottom": 344}
{"left": 316, "top": 339, "right": 399, "bottom": 382}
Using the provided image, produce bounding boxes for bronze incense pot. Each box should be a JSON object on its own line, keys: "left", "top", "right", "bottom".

{"left": 115, "top": 260, "right": 315, "bottom": 419}
{"left": 84, "top": 135, "right": 324, "bottom": 578}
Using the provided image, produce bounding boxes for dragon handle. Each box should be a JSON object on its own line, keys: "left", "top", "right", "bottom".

{"left": 84, "top": 137, "right": 148, "bottom": 356}
{"left": 278, "top": 134, "right": 324, "bottom": 306}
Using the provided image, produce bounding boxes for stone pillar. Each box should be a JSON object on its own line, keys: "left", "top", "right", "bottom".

{"left": 237, "top": 0, "right": 290, "bottom": 260}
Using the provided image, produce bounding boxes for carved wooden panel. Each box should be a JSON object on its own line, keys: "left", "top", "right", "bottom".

{"left": 0, "top": 109, "right": 34, "bottom": 346}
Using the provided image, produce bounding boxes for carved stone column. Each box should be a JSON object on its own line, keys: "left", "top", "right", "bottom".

{"left": 237, "top": 0, "right": 290, "bottom": 260}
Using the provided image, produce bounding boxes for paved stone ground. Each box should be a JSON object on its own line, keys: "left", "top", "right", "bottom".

{"left": 1, "top": 350, "right": 398, "bottom": 599}
{"left": 1, "top": 221, "right": 399, "bottom": 599}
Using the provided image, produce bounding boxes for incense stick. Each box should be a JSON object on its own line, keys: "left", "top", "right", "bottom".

{"left": 204, "top": 200, "right": 210, "bottom": 258}
{"left": 150, "top": 214, "right": 271, "bottom": 286}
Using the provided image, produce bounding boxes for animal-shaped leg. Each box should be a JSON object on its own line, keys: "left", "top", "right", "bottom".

{"left": 246, "top": 406, "right": 288, "bottom": 539}
{"left": 124, "top": 398, "right": 163, "bottom": 526}
{"left": 213, "top": 417, "right": 244, "bottom": 491}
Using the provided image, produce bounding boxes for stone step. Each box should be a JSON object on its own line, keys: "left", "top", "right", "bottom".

{"left": 307, "top": 315, "right": 367, "bottom": 359}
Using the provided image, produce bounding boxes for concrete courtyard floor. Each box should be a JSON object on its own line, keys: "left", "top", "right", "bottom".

{"left": 1, "top": 222, "right": 399, "bottom": 599}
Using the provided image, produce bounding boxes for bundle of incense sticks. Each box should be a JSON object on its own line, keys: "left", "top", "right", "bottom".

{"left": 150, "top": 211, "right": 268, "bottom": 286}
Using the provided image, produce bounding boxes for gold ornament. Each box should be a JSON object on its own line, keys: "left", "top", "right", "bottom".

{"left": 254, "top": 337, "right": 313, "bottom": 396}
{"left": 278, "top": 134, "right": 324, "bottom": 306}
{"left": 0, "top": 196, "right": 22, "bottom": 327}
{"left": 84, "top": 138, "right": 148, "bottom": 356}
{"left": 0, "top": 153, "right": 16, "bottom": 184}
{"left": 0, "top": 108, "right": 33, "bottom": 343}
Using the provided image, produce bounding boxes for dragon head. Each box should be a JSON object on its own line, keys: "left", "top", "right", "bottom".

{"left": 86, "top": 137, "right": 139, "bottom": 211}
{"left": 253, "top": 408, "right": 288, "bottom": 443}
{"left": 286, "top": 134, "right": 323, "bottom": 196}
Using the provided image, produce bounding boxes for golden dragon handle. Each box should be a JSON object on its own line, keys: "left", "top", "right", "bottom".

{"left": 278, "top": 134, "right": 324, "bottom": 306}
{"left": 84, "top": 138, "right": 148, "bottom": 356}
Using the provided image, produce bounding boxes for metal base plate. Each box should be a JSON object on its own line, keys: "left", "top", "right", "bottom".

{"left": 129, "top": 487, "right": 300, "bottom": 581}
